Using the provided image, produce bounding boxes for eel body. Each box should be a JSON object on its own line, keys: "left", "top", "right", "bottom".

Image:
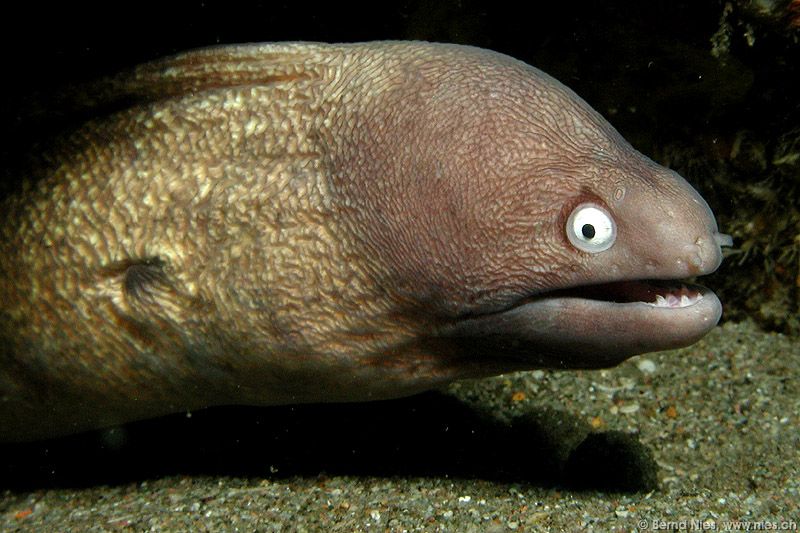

{"left": 0, "top": 42, "right": 730, "bottom": 441}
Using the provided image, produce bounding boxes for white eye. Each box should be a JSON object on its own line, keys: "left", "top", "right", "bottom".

{"left": 566, "top": 203, "right": 616, "bottom": 253}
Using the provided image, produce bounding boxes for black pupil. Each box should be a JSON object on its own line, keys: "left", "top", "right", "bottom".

{"left": 581, "top": 224, "right": 596, "bottom": 239}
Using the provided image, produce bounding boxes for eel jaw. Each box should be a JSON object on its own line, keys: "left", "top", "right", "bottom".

{"left": 440, "top": 280, "right": 722, "bottom": 370}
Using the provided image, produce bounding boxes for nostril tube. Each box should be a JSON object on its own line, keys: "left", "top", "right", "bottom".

{"left": 714, "top": 232, "right": 733, "bottom": 247}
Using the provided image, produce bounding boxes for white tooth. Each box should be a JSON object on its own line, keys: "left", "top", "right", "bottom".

{"left": 681, "top": 295, "right": 690, "bottom": 307}
{"left": 655, "top": 295, "right": 667, "bottom": 306}
{"left": 668, "top": 294, "right": 680, "bottom": 307}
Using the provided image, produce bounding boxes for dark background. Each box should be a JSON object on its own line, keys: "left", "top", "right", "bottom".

{"left": 4, "top": 0, "right": 791, "bottom": 145}
{"left": 2, "top": 1, "right": 794, "bottom": 144}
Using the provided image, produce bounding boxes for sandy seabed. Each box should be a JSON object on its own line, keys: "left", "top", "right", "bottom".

{"left": 1, "top": 320, "right": 797, "bottom": 532}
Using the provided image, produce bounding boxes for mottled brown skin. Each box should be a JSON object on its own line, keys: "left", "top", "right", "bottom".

{"left": 0, "top": 42, "right": 727, "bottom": 441}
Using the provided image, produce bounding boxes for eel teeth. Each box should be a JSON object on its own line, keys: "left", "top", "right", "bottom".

{"left": 649, "top": 285, "right": 703, "bottom": 308}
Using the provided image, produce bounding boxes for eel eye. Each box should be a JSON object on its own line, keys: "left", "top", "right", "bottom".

{"left": 566, "top": 203, "right": 616, "bottom": 253}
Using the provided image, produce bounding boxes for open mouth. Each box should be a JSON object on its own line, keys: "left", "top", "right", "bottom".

{"left": 544, "top": 279, "right": 706, "bottom": 309}
{"left": 442, "top": 277, "right": 722, "bottom": 370}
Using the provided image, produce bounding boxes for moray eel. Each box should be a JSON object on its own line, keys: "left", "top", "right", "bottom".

{"left": 0, "top": 42, "right": 731, "bottom": 442}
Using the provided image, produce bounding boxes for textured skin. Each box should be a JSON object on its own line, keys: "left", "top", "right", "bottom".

{"left": 0, "top": 42, "right": 725, "bottom": 441}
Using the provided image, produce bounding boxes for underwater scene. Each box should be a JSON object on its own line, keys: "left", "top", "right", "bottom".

{"left": 0, "top": 1, "right": 797, "bottom": 531}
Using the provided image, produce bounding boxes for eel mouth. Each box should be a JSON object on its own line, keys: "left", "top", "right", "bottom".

{"left": 444, "top": 279, "right": 722, "bottom": 369}
{"left": 541, "top": 279, "right": 709, "bottom": 308}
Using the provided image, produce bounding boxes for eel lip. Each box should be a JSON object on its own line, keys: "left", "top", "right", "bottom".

{"left": 441, "top": 280, "right": 722, "bottom": 369}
